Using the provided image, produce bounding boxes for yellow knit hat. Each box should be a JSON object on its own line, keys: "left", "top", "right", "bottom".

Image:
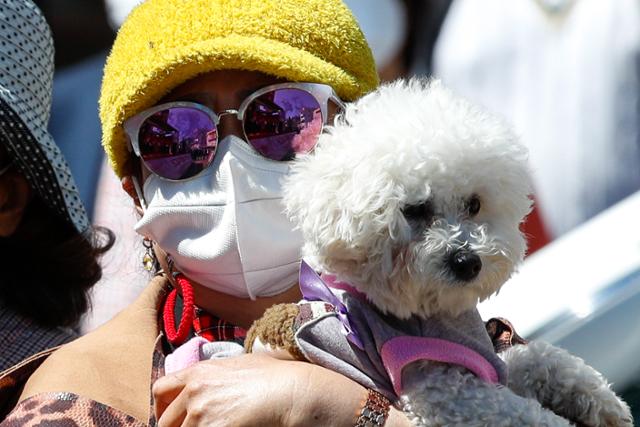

{"left": 100, "top": 0, "right": 379, "bottom": 177}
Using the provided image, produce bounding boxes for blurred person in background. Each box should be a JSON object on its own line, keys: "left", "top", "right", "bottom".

{"left": 0, "top": 0, "right": 113, "bottom": 371}
{"left": 430, "top": 0, "right": 640, "bottom": 239}
{"left": 48, "top": 0, "right": 150, "bottom": 334}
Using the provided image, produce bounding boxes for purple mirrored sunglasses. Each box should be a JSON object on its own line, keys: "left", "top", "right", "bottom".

{"left": 123, "top": 82, "right": 345, "bottom": 181}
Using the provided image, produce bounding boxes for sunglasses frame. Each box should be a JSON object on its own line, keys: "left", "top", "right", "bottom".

{"left": 123, "top": 82, "right": 346, "bottom": 182}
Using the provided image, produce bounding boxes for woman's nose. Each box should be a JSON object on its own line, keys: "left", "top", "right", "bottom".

{"left": 216, "top": 111, "right": 244, "bottom": 140}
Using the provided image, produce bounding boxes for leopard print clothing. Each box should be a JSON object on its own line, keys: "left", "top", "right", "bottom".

{"left": 0, "top": 337, "right": 166, "bottom": 426}
{"left": 0, "top": 347, "right": 57, "bottom": 419}
{"left": 1, "top": 392, "right": 145, "bottom": 427}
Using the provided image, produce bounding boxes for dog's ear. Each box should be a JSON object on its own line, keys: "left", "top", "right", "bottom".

{"left": 282, "top": 87, "right": 416, "bottom": 276}
{"left": 284, "top": 152, "right": 406, "bottom": 281}
{"left": 283, "top": 125, "right": 402, "bottom": 270}
{"left": 283, "top": 147, "right": 366, "bottom": 264}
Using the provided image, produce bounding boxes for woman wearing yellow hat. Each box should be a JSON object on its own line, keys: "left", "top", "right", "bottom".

{"left": 0, "top": 0, "right": 414, "bottom": 425}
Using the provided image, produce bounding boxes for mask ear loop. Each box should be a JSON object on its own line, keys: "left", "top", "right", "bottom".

{"left": 130, "top": 175, "right": 158, "bottom": 271}
{"left": 131, "top": 174, "right": 148, "bottom": 212}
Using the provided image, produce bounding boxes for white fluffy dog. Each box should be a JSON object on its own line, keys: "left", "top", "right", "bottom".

{"left": 249, "top": 79, "right": 632, "bottom": 426}
{"left": 287, "top": 79, "right": 531, "bottom": 321}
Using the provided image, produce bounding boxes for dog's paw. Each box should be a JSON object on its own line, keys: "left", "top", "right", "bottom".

{"left": 501, "top": 340, "right": 633, "bottom": 427}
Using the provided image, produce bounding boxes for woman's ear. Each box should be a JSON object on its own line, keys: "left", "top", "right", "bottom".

{"left": 121, "top": 175, "right": 144, "bottom": 216}
{"left": 0, "top": 171, "right": 32, "bottom": 237}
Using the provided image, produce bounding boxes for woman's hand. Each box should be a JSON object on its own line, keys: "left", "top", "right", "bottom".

{"left": 153, "top": 353, "right": 411, "bottom": 427}
{"left": 154, "top": 353, "right": 302, "bottom": 427}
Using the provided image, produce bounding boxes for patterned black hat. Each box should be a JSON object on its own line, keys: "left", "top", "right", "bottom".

{"left": 0, "top": 0, "right": 89, "bottom": 233}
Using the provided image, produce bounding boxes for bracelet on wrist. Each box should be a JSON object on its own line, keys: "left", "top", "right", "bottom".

{"left": 355, "top": 389, "right": 391, "bottom": 427}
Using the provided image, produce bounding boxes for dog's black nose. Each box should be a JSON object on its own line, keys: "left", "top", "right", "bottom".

{"left": 447, "top": 250, "right": 482, "bottom": 282}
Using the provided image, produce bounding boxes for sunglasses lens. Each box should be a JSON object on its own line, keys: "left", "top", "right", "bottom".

{"left": 138, "top": 107, "right": 218, "bottom": 180}
{"left": 243, "top": 88, "right": 323, "bottom": 161}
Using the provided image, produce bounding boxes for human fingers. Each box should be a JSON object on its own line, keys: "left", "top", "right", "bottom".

{"left": 156, "top": 385, "right": 189, "bottom": 427}
{"left": 182, "top": 412, "right": 232, "bottom": 427}
{"left": 153, "top": 370, "right": 190, "bottom": 421}
{"left": 159, "top": 377, "right": 231, "bottom": 427}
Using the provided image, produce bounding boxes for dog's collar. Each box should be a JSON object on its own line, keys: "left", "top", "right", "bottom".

{"left": 321, "top": 274, "right": 368, "bottom": 301}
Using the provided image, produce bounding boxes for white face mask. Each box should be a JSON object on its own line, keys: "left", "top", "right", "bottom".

{"left": 134, "top": 135, "right": 303, "bottom": 299}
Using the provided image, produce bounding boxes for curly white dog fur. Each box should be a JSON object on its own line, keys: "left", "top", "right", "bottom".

{"left": 284, "top": 78, "right": 632, "bottom": 427}
{"left": 500, "top": 341, "right": 632, "bottom": 427}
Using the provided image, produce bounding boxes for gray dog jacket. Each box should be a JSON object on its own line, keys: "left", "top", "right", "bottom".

{"left": 294, "top": 265, "right": 508, "bottom": 400}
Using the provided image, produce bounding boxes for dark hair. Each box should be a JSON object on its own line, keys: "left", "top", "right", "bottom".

{"left": 0, "top": 197, "right": 115, "bottom": 328}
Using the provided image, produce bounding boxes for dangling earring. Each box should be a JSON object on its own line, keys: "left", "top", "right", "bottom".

{"left": 142, "top": 237, "right": 156, "bottom": 271}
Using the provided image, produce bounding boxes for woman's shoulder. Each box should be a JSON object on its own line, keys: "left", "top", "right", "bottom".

{"left": 2, "top": 275, "right": 169, "bottom": 424}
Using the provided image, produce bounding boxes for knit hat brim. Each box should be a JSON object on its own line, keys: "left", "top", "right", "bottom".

{"left": 101, "top": 34, "right": 377, "bottom": 178}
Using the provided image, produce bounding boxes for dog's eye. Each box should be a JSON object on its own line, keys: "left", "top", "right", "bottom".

{"left": 468, "top": 195, "right": 481, "bottom": 216}
{"left": 402, "top": 201, "right": 434, "bottom": 223}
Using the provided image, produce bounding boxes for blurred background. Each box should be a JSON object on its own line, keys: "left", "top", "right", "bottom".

{"left": 42, "top": 0, "right": 639, "bottom": 419}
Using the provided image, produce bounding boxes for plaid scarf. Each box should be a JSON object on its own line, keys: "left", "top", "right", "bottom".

{"left": 193, "top": 307, "right": 246, "bottom": 344}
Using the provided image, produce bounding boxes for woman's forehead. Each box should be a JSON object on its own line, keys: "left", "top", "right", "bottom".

{"left": 162, "top": 70, "right": 287, "bottom": 102}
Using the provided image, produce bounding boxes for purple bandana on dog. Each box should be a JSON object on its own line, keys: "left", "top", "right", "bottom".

{"left": 299, "top": 260, "right": 364, "bottom": 349}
